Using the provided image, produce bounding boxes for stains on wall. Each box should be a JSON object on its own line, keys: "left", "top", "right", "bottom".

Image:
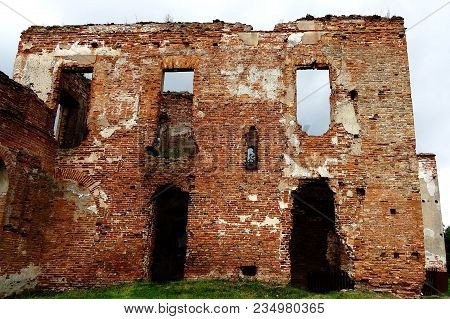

{"left": 221, "top": 65, "right": 282, "bottom": 101}
{"left": 418, "top": 154, "right": 447, "bottom": 272}
{"left": 0, "top": 159, "right": 8, "bottom": 224}
{"left": 0, "top": 15, "right": 430, "bottom": 297}
{"left": 0, "top": 264, "right": 40, "bottom": 298}
{"left": 150, "top": 93, "right": 197, "bottom": 159}
{"left": 334, "top": 100, "right": 360, "bottom": 135}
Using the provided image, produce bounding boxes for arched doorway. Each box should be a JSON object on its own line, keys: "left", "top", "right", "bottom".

{"left": 151, "top": 185, "right": 189, "bottom": 282}
{"left": 290, "top": 179, "right": 351, "bottom": 292}
{"left": 0, "top": 159, "right": 8, "bottom": 225}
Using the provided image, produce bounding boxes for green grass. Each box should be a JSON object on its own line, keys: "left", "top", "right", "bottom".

{"left": 19, "top": 279, "right": 394, "bottom": 299}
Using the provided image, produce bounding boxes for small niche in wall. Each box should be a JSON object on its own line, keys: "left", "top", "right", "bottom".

{"left": 390, "top": 208, "right": 397, "bottom": 215}
{"left": 245, "top": 126, "right": 258, "bottom": 170}
{"left": 356, "top": 187, "right": 366, "bottom": 197}
{"left": 240, "top": 265, "right": 257, "bottom": 277}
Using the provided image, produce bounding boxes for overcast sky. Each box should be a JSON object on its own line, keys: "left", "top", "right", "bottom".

{"left": 0, "top": 0, "right": 449, "bottom": 226}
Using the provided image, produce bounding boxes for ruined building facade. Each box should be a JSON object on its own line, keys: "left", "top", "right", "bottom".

{"left": 0, "top": 16, "right": 446, "bottom": 297}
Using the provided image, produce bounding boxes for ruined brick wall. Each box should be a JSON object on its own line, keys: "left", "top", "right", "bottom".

{"left": 1, "top": 15, "right": 426, "bottom": 296}
{"left": 0, "top": 71, "right": 57, "bottom": 296}
{"left": 0, "top": 72, "right": 108, "bottom": 296}
{"left": 418, "top": 154, "right": 446, "bottom": 272}
{"left": 0, "top": 161, "right": 8, "bottom": 232}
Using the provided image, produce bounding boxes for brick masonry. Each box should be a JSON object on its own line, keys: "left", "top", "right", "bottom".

{"left": 418, "top": 154, "right": 446, "bottom": 272}
{"left": 0, "top": 15, "right": 443, "bottom": 297}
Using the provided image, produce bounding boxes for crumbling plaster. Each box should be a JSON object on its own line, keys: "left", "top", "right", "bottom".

{"left": 0, "top": 264, "right": 40, "bottom": 298}
{"left": 0, "top": 16, "right": 430, "bottom": 297}
{"left": 13, "top": 42, "right": 122, "bottom": 103}
{"left": 418, "top": 155, "right": 447, "bottom": 272}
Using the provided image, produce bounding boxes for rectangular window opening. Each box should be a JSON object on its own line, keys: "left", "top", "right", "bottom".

{"left": 162, "top": 70, "right": 194, "bottom": 94}
{"left": 296, "top": 68, "right": 331, "bottom": 136}
{"left": 53, "top": 68, "right": 93, "bottom": 148}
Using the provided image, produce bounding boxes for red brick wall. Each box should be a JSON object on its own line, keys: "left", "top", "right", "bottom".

{"left": 0, "top": 72, "right": 57, "bottom": 295}
{"left": 0, "top": 16, "right": 425, "bottom": 296}
{"left": 0, "top": 72, "right": 108, "bottom": 294}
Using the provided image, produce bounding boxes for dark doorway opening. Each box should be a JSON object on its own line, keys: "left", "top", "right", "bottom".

{"left": 151, "top": 185, "right": 189, "bottom": 282}
{"left": 290, "top": 179, "right": 353, "bottom": 292}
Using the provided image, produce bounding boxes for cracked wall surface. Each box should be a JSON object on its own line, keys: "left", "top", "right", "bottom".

{"left": 0, "top": 15, "right": 433, "bottom": 297}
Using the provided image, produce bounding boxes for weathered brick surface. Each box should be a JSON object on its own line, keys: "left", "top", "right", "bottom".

{"left": 0, "top": 71, "right": 57, "bottom": 295}
{"left": 418, "top": 154, "right": 446, "bottom": 272}
{"left": 0, "top": 16, "right": 429, "bottom": 296}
